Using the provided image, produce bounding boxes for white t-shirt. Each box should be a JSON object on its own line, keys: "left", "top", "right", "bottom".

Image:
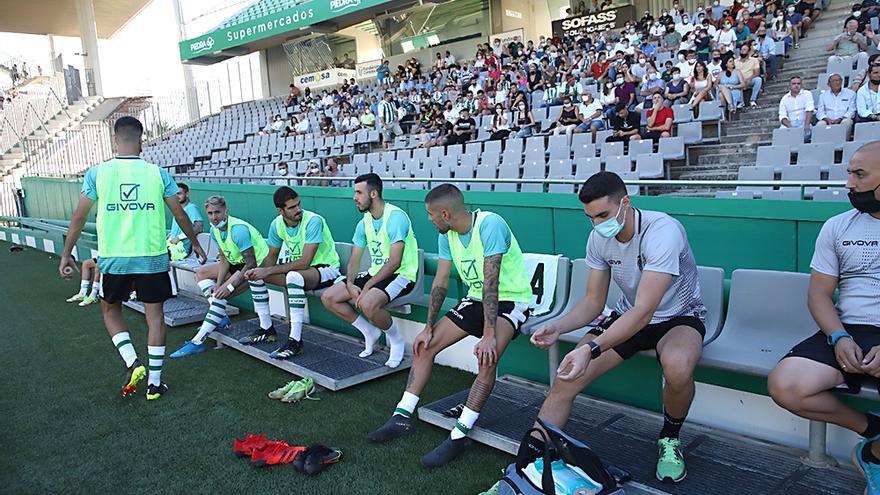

{"left": 586, "top": 209, "right": 706, "bottom": 324}
{"left": 716, "top": 29, "right": 737, "bottom": 51}
{"left": 810, "top": 209, "right": 880, "bottom": 326}
{"left": 707, "top": 61, "right": 724, "bottom": 81}
{"left": 579, "top": 99, "right": 604, "bottom": 120}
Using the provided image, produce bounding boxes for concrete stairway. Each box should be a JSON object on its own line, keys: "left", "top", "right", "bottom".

{"left": 0, "top": 96, "right": 103, "bottom": 178}
{"left": 669, "top": 0, "right": 853, "bottom": 186}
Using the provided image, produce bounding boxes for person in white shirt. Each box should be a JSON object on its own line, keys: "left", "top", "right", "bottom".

{"left": 650, "top": 21, "right": 666, "bottom": 42}
{"left": 675, "top": 52, "right": 697, "bottom": 80}
{"left": 715, "top": 22, "right": 737, "bottom": 53}
{"left": 778, "top": 76, "right": 814, "bottom": 140}
{"left": 444, "top": 51, "right": 456, "bottom": 67}
{"left": 294, "top": 114, "right": 311, "bottom": 134}
{"left": 577, "top": 91, "right": 606, "bottom": 140}
{"left": 707, "top": 50, "right": 725, "bottom": 81}
{"left": 271, "top": 114, "right": 286, "bottom": 133}
{"left": 340, "top": 112, "right": 361, "bottom": 133}
{"left": 321, "top": 92, "right": 334, "bottom": 108}
{"left": 856, "top": 65, "right": 880, "bottom": 123}
{"left": 631, "top": 57, "right": 650, "bottom": 81}
{"left": 816, "top": 73, "right": 856, "bottom": 135}
{"left": 675, "top": 16, "right": 696, "bottom": 37}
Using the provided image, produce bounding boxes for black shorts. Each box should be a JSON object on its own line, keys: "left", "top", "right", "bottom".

{"left": 444, "top": 297, "right": 531, "bottom": 339}
{"left": 782, "top": 324, "right": 880, "bottom": 395}
{"left": 101, "top": 272, "right": 173, "bottom": 304}
{"left": 229, "top": 263, "right": 246, "bottom": 275}
{"left": 640, "top": 130, "right": 665, "bottom": 142}
{"left": 589, "top": 312, "right": 706, "bottom": 360}
{"left": 352, "top": 272, "right": 415, "bottom": 303}
{"left": 307, "top": 264, "right": 342, "bottom": 290}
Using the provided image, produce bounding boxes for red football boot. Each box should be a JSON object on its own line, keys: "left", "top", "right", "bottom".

{"left": 233, "top": 433, "right": 270, "bottom": 458}
{"left": 251, "top": 442, "right": 306, "bottom": 467}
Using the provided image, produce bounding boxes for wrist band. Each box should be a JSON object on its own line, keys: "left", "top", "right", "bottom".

{"left": 177, "top": 234, "right": 188, "bottom": 241}
{"left": 227, "top": 283, "right": 236, "bottom": 293}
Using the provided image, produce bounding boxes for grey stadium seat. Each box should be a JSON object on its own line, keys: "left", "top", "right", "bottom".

{"left": 772, "top": 127, "right": 805, "bottom": 152}
{"left": 811, "top": 124, "right": 847, "bottom": 151}
{"left": 812, "top": 188, "right": 849, "bottom": 202}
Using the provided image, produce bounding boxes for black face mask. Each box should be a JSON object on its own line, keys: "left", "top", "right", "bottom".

{"left": 849, "top": 185, "right": 880, "bottom": 213}
{"left": 871, "top": 78, "right": 880, "bottom": 85}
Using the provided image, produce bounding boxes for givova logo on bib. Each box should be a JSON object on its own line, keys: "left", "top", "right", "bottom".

{"left": 106, "top": 183, "right": 156, "bottom": 211}
{"left": 330, "top": 0, "right": 360, "bottom": 13}
{"left": 461, "top": 259, "right": 482, "bottom": 288}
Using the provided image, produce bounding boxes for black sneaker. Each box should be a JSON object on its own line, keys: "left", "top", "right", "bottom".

{"left": 238, "top": 325, "right": 277, "bottom": 345}
{"left": 146, "top": 382, "right": 169, "bottom": 401}
{"left": 269, "top": 339, "right": 304, "bottom": 360}
{"left": 367, "top": 415, "right": 414, "bottom": 443}
{"left": 120, "top": 359, "right": 146, "bottom": 398}
{"left": 420, "top": 437, "right": 471, "bottom": 468}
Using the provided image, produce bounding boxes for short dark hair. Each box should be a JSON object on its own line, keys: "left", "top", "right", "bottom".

{"left": 113, "top": 116, "right": 143, "bottom": 145}
{"left": 578, "top": 171, "right": 627, "bottom": 204}
{"left": 614, "top": 102, "right": 627, "bottom": 113}
{"left": 176, "top": 182, "right": 189, "bottom": 193}
{"left": 355, "top": 173, "right": 383, "bottom": 197}
{"left": 273, "top": 186, "right": 299, "bottom": 208}
{"left": 425, "top": 183, "right": 464, "bottom": 207}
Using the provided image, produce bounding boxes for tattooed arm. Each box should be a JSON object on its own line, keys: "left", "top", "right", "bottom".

{"left": 481, "top": 254, "right": 502, "bottom": 339}
{"left": 425, "top": 259, "right": 451, "bottom": 328}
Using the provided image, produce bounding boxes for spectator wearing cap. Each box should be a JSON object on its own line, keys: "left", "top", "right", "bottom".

{"left": 778, "top": 76, "right": 814, "bottom": 140}
{"left": 827, "top": 19, "right": 869, "bottom": 69}
{"left": 816, "top": 73, "right": 856, "bottom": 135}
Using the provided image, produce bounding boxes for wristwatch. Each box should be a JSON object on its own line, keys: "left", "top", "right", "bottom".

{"left": 827, "top": 330, "right": 852, "bottom": 346}
{"left": 587, "top": 340, "right": 602, "bottom": 359}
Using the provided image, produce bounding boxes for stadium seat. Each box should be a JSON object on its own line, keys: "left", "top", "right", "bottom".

{"left": 658, "top": 136, "right": 685, "bottom": 160}
{"left": 574, "top": 157, "right": 602, "bottom": 180}
{"left": 714, "top": 191, "right": 756, "bottom": 199}
{"left": 599, "top": 141, "right": 624, "bottom": 163}
{"left": 812, "top": 188, "right": 849, "bottom": 201}
{"left": 495, "top": 162, "right": 519, "bottom": 192}
{"left": 548, "top": 159, "right": 575, "bottom": 194}
{"left": 761, "top": 189, "right": 803, "bottom": 200}
{"left": 811, "top": 124, "right": 847, "bottom": 151}
{"left": 854, "top": 121, "right": 880, "bottom": 142}
{"left": 796, "top": 143, "right": 835, "bottom": 172}
{"left": 627, "top": 139, "right": 653, "bottom": 160}
{"left": 472, "top": 165, "right": 496, "bottom": 192}
{"left": 772, "top": 127, "right": 805, "bottom": 153}
{"left": 756, "top": 145, "right": 791, "bottom": 172}
{"left": 736, "top": 166, "right": 774, "bottom": 197}
{"left": 677, "top": 121, "right": 703, "bottom": 145}
{"left": 827, "top": 164, "right": 848, "bottom": 181}
{"left": 605, "top": 155, "right": 632, "bottom": 175}
{"left": 672, "top": 104, "right": 693, "bottom": 124}
{"left": 781, "top": 164, "right": 821, "bottom": 197}
{"left": 521, "top": 162, "right": 546, "bottom": 193}
{"left": 635, "top": 153, "right": 664, "bottom": 179}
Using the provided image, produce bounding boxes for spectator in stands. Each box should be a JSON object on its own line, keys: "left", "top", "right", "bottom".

{"left": 343, "top": 53, "right": 355, "bottom": 70}
{"left": 577, "top": 91, "right": 605, "bottom": 140}
{"left": 816, "top": 73, "right": 856, "bottom": 134}
{"left": 663, "top": 24, "right": 683, "bottom": 53}
{"left": 689, "top": 62, "right": 714, "bottom": 112}
{"left": 778, "top": 76, "right": 814, "bottom": 140}
{"left": 768, "top": 142, "right": 880, "bottom": 495}
{"left": 552, "top": 97, "right": 583, "bottom": 137}
{"left": 319, "top": 116, "right": 337, "bottom": 137}
{"left": 614, "top": 73, "right": 638, "bottom": 112}
{"left": 294, "top": 113, "right": 311, "bottom": 134}
{"left": 606, "top": 103, "right": 642, "bottom": 143}
{"left": 844, "top": 2, "right": 870, "bottom": 31}
{"left": 590, "top": 52, "right": 611, "bottom": 81}
{"left": 734, "top": 44, "right": 762, "bottom": 107}
{"left": 716, "top": 19, "right": 738, "bottom": 53}
{"left": 755, "top": 26, "right": 779, "bottom": 82}
{"left": 446, "top": 108, "right": 476, "bottom": 145}
{"left": 639, "top": 67, "right": 668, "bottom": 110}
{"left": 559, "top": 75, "right": 584, "bottom": 103}
{"left": 275, "top": 162, "right": 291, "bottom": 186}
{"left": 377, "top": 60, "right": 390, "bottom": 84}
{"left": 856, "top": 65, "right": 880, "bottom": 122}
{"left": 707, "top": 50, "right": 725, "bottom": 80}
{"left": 340, "top": 111, "right": 360, "bottom": 133}
{"left": 378, "top": 91, "right": 403, "bottom": 150}
{"left": 734, "top": 18, "right": 752, "bottom": 44}
{"left": 771, "top": 9, "right": 795, "bottom": 55}
{"left": 512, "top": 101, "right": 537, "bottom": 138}
{"left": 322, "top": 158, "right": 343, "bottom": 187}
{"left": 718, "top": 56, "right": 746, "bottom": 114}
{"left": 664, "top": 67, "right": 691, "bottom": 106}
{"left": 640, "top": 93, "right": 675, "bottom": 141}
{"left": 489, "top": 104, "right": 512, "bottom": 140}
{"left": 827, "top": 19, "right": 869, "bottom": 68}
{"left": 851, "top": 54, "right": 880, "bottom": 91}
{"left": 285, "top": 84, "right": 301, "bottom": 108}
{"left": 632, "top": 56, "right": 651, "bottom": 81}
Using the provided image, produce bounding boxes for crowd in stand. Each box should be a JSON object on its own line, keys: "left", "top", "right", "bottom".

{"left": 256, "top": 0, "right": 880, "bottom": 181}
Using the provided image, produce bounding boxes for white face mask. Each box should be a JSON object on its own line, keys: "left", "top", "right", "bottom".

{"left": 639, "top": 58, "right": 646, "bottom": 64}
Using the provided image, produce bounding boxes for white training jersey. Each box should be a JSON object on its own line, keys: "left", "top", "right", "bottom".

{"left": 586, "top": 209, "right": 706, "bottom": 324}
{"left": 810, "top": 209, "right": 880, "bottom": 327}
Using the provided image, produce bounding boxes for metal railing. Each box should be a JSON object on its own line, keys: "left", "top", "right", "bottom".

{"left": 0, "top": 181, "right": 19, "bottom": 217}
{"left": 170, "top": 174, "right": 849, "bottom": 199}
{"left": 0, "top": 74, "right": 70, "bottom": 156}
{"left": 21, "top": 122, "right": 113, "bottom": 179}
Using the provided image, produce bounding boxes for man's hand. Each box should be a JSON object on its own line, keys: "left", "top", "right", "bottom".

{"left": 530, "top": 324, "right": 561, "bottom": 349}
{"left": 413, "top": 326, "right": 434, "bottom": 357}
{"left": 58, "top": 255, "right": 79, "bottom": 279}
{"left": 835, "top": 337, "right": 864, "bottom": 374}
{"left": 861, "top": 345, "right": 880, "bottom": 378}
{"left": 244, "top": 267, "right": 269, "bottom": 281}
{"left": 474, "top": 336, "right": 498, "bottom": 366}
{"left": 557, "top": 345, "right": 591, "bottom": 382}
{"left": 213, "top": 284, "right": 233, "bottom": 300}
{"left": 347, "top": 282, "right": 362, "bottom": 302}
{"left": 168, "top": 237, "right": 179, "bottom": 245}
{"left": 193, "top": 245, "right": 207, "bottom": 265}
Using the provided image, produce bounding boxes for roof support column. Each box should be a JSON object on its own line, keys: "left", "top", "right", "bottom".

{"left": 173, "top": 0, "right": 200, "bottom": 123}
{"left": 75, "top": 0, "right": 103, "bottom": 96}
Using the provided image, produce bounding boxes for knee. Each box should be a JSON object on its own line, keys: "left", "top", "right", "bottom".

{"left": 320, "top": 288, "right": 336, "bottom": 307}
{"left": 767, "top": 366, "right": 804, "bottom": 409}
{"left": 662, "top": 364, "right": 694, "bottom": 391}
{"left": 195, "top": 266, "right": 210, "bottom": 281}
{"left": 548, "top": 378, "right": 580, "bottom": 403}
{"left": 362, "top": 299, "right": 383, "bottom": 320}
{"left": 285, "top": 270, "right": 304, "bottom": 286}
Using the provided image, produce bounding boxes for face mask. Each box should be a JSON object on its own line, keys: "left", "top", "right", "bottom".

{"left": 715, "top": 0, "right": 720, "bottom": 4}
{"left": 713, "top": 56, "right": 722, "bottom": 62}
{"left": 849, "top": 185, "right": 880, "bottom": 213}
{"left": 519, "top": 104, "right": 526, "bottom": 110}
{"left": 607, "top": 83, "right": 613, "bottom": 89}
{"left": 673, "top": 73, "right": 682, "bottom": 80}
{"left": 788, "top": 7, "right": 796, "bottom": 12}
{"left": 216, "top": 219, "right": 228, "bottom": 229}
{"left": 688, "top": 59, "right": 696, "bottom": 65}
{"left": 594, "top": 200, "right": 627, "bottom": 238}
{"left": 678, "top": 54, "right": 685, "bottom": 62}
{"left": 615, "top": 78, "right": 624, "bottom": 85}
{"left": 564, "top": 102, "right": 573, "bottom": 108}
{"left": 853, "top": 10, "right": 862, "bottom": 16}
{"left": 649, "top": 72, "right": 658, "bottom": 80}
{"left": 683, "top": 18, "right": 690, "bottom": 24}
{"left": 654, "top": 21, "right": 660, "bottom": 26}
{"left": 872, "top": 78, "right": 880, "bottom": 85}
{"left": 630, "top": 28, "right": 636, "bottom": 33}
{"left": 724, "top": 23, "right": 732, "bottom": 28}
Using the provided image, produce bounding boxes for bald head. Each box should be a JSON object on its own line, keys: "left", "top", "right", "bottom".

{"left": 425, "top": 184, "right": 468, "bottom": 234}
{"left": 847, "top": 142, "right": 880, "bottom": 201}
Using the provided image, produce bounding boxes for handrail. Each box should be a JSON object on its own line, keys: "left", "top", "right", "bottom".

{"left": 171, "top": 174, "right": 848, "bottom": 200}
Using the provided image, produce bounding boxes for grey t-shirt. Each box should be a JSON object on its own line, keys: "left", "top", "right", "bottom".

{"left": 810, "top": 209, "right": 880, "bottom": 326}
{"left": 586, "top": 209, "right": 706, "bottom": 324}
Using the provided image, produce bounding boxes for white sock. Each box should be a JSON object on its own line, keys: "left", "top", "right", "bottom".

{"left": 89, "top": 281, "right": 101, "bottom": 299}
{"left": 353, "top": 315, "right": 381, "bottom": 358}
{"left": 78, "top": 280, "right": 89, "bottom": 297}
{"left": 394, "top": 391, "right": 420, "bottom": 418}
{"left": 384, "top": 320, "right": 404, "bottom": 368}
{"left": 249, "top": 280, "right": 272, "bottom": 329}
{"left": 147, "top": 345, "right": 165, "bottom": 386}
{"left": 286, "top": 271, "right": 306, "bottom": 341}
{"left": 193, "top": 297, "right": 227, "bottom": 344}
{"left": 197, "top": 279, "right": 216, "bottom": 298}
{"left": 451, "top": 406, "right": 480, "bottom": 440}
{"left": 111, "top": 332, "right": 138, "bottom": 368}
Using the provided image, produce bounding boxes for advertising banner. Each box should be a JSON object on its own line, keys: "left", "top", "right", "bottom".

{"left": 551, "top": 6, "right": 637, "bottom": 38}
{"left": 355, "top": 60, "right": 382, "bottom": 80}
{"left": 488, "top": 28, "right": 525, "bottom": 46}
{"left": 296, "top": 68, "right": 357, "bottom": 90}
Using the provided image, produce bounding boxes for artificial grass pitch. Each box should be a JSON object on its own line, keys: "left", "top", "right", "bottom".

{"left": 0, "top": 242, "right": 511, "bottom": 494}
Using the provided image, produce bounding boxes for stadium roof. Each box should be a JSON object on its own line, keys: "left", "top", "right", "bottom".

{"left": 0, "top": 0, "right": 152, "bottom": 39}
{"left": 179, "top": 0, "right": 415, "bottom": 65}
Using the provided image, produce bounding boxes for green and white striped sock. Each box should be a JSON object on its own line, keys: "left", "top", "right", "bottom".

{"left": 197, "top": 279, "right": 216, "bottom": 298}
{"left": 193, "top": 297, "right": 228, "bottom": 344}
{"left": 285, "top": 271, "right": 306, "bottom": 341}
{"left": 394, "top": 391, "right": 419, "bottom": 418}
{"left": 249, "top": 280, "right": 272, "bottom": 329}
{"left": 111, "top": 332, "right": 138, "bottom": 368}
{"left": 147, "top": 346, "right": 165, "bottom": 386}
{"left": 451, "top": 407, "right": 479, "bottom": 440}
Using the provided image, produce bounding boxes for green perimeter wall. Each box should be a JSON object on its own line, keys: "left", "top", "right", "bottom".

{"left": 22, "top": 177, "right": 873, "bottom": 412}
